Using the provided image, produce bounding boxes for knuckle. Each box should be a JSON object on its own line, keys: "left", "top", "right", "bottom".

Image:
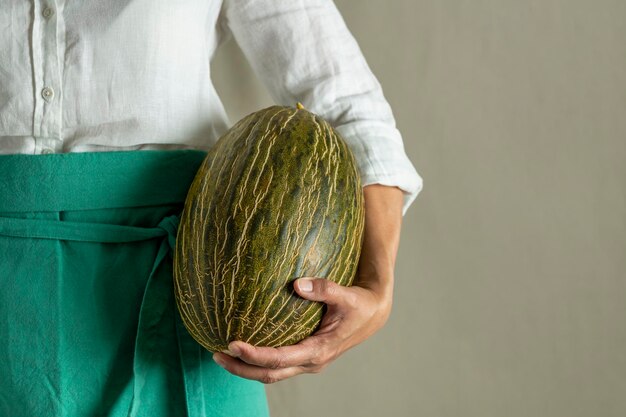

{"left": 345, "top": 292, "right": 359, "bottom": 309}
{"left": 309, "top": 347, "right": 329, "bottom": 367}
{"left": 267, "top": 356, "right": 284, "bottom": 370}
{"left": 309, "top": 355, "right": 323, "bottom": 367}
{"left": 321, "top": 281, "right": 338, "bottom": 297}
{"left": 260, "top": 372, "right": 280, "bottom": 385}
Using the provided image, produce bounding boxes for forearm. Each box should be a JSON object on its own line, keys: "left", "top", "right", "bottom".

{"left": 357, "top": 184, "right": 404, "bottom": 301}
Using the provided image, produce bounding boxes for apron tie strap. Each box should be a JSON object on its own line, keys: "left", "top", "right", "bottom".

{"left": 156, "top": 214, "right": 180, "bottom": 251}
{"left": 0, "top": 214, "right": 180, "bottom": 244}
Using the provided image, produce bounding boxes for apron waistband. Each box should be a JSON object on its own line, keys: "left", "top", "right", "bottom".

{"left": 0, "top": 149, "right": 208, "bottom": 212}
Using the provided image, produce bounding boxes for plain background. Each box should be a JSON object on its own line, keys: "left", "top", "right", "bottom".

{"left": 211, "top": 1, "right": 626, "bottom": 416}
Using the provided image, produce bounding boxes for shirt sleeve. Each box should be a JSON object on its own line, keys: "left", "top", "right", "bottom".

{"left": 219, "top": 0, "right": 424, "bottom": 215}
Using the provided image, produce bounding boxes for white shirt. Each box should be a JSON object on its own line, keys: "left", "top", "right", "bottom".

{"left": 0, "top": 0, "right": 423, "bottom": 214}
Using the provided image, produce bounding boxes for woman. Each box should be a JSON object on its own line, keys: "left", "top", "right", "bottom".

{"left": 0, "top": 1, "right": 423, "bottom": 416}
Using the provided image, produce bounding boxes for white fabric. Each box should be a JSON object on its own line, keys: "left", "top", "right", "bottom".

{"left": 0, "top": 0, "right": 423, "bottom": 214}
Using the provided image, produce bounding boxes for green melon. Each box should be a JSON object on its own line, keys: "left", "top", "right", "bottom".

{"left": 173, "top": 103, "right": 365, "bottom": 352}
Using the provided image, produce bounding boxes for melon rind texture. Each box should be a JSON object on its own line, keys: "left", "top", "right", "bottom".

{"left": 173, "top": 105, "right": 365, "bottom": 352}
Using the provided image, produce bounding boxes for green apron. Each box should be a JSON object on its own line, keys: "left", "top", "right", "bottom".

{"left": 0, "top": 150, "right": 270, "bottom": 417}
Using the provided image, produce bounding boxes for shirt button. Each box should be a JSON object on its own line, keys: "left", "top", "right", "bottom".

{"left": 42, "top": 86, "right": 55, "bottom": 101}
{"left": 42, "top": 148, "right": 54, "bottom": 155}
{"left": 42, "top": 7, "right": 54, "bottom": 19}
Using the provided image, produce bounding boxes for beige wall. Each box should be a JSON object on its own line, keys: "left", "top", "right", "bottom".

{"left": 211, "top": 1, "right": 626, "bottom": 416}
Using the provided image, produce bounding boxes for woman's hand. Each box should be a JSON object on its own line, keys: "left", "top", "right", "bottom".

{"left": 212, "top": 184, "right": 404, "bottom": 384}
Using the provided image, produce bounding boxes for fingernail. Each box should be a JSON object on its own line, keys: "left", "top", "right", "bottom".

{"left": 213, "top": 353, "right": 226, "bottom": 367}
{"left": 227, "top": 342, "right": 241, "bottom": 357}
{"left": 298, "top": 279, "right": 313, "bottom": 292}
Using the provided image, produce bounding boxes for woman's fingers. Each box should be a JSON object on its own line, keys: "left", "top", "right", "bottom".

{"left": 212, "top": 352, "right": 305, "bottom": 384}
{"left": 212, "top": 277, "right": 387, "bottom": 384}
{"left": 223, "top": 336, "right": 334, "bottom": 371}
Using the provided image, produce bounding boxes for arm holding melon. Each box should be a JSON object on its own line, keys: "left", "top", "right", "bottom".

{"left": 212, "top": 183, "right": 403, "bottom": 383}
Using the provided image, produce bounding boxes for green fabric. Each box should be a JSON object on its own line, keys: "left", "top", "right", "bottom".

{"left": 0, "top": 150, "right": 270, "bottom": 417}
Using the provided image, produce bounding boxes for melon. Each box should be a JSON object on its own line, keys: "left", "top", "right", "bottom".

{"left": 173, "top": 103, "right": 365, "bottom": 352}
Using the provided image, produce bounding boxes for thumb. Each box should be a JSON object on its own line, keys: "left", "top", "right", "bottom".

{"left": 294, "top": 278, "right": 348, "bottom": 306}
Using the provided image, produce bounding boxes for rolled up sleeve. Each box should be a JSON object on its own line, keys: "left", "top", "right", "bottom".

{"left": 221, "top": 0, "right": 424, "bottom": 215}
